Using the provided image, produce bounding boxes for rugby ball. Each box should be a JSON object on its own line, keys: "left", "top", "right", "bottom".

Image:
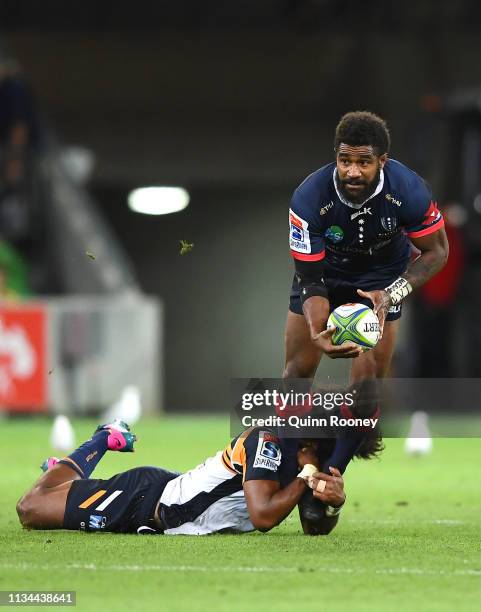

{"left": 327, "top": 303, "right": 380, "bottom": 350}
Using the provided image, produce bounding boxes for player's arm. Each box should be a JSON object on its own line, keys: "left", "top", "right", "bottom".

{"left": 358, "top": 228, "right": 449, "bottom": 330}
{"left": 243, "top": 440, "right": 344, "bottom": 532}
{"left": 243, "top": 477, "right": 308, "bottom": 532}
{"left": 244, "top": 463, "right": 346, "bottom": 533}
{"left": 358, "top": 194, "right": 449, "bottom": 331}
{"left": 403, "top": 227, "right": 449, "bottom": 290}
{"left": 297, "top": 261, "right": 361, "bottom": 359}
{"left": 299, "top": 466, "right": 346, "bottom": 536}
{"left": 241, "top": 431, "right": 318, "bottom": 532}
{"left": 290, "top": 195, "right": 361, "bottom": 359}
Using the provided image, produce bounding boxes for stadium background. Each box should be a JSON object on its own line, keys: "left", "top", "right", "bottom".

{"left": 1, "top": 0, "right": 481, "bottom": 412}
{"left": 0, "top": 3, "right": 480, "bottom": 611}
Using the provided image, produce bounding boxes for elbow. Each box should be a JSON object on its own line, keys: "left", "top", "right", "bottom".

{"left": 250, "top": 512, "right": 277, "bottom": 533}
{"left": 438, "top": 236, "right": 450, "bottom": 269}
{"left": 441, "top": 244, "right": 449, "bottom": 267}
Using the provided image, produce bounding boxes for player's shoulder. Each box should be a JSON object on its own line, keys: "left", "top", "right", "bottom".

{"left": 384, "top": 158, "right": 431, "bottom": 202}
{"left": 232, "top": 426, "right": 280, "bottom": 448}
{"left": 290, "top": 163, "right": 335, "bottom": 224}
{"left": 295, "top": 162, "right": 335, "bottom": 199}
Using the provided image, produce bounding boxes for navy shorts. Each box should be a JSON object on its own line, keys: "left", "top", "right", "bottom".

{"left": 289, "top": 274, "right": 402, "bottom": 321}
{"left": 63, "top": 466, "right": 179, "bottom": 534}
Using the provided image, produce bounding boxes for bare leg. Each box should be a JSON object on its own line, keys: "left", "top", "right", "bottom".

{"left": 299, "top": 319, "right": 400, "bottom": 535}
{"left": 283, "top": 310, "right": 323, "bottom": 378}
{"left": 17, "top": 421, "right": 136, "bottom": 530}
{"left": 16, "top": 462, "right": 81, "bottom": 529}
{"left": 350, "top": 319, "right": 400, "bottom": 382}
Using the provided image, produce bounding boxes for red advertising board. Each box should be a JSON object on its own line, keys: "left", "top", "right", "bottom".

{"left": 0, "top": 305, "right": 47, "bottom": 411}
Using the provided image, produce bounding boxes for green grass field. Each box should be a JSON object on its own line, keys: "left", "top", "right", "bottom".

{"left": 0, "top": 416, "right": 480, "bottom": 612}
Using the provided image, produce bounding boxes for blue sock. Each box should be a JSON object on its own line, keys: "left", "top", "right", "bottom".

{"left": 59, "top": 431, "right": 109, "bottom": 478}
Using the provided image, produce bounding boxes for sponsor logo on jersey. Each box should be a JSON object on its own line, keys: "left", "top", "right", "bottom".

{"left": 386, "top": 193, "right": 403, "bottom": 207}
{"left": 388, "top": 304, "right": 401, "bottom": 314}
{"left": 381, "top": 216, "right": 398, "bottom": 232}
{"left": 253, "top": 432, "right": 282, "bottom": 471}
{"left": 320, "top": 201, "right": 334, "bottom": 215}
{"left": 325, "top": 225, "right": 344, "bottom": 243}
{"left": 350, "top": 206, "right": 372, "bottom": 221}
{"left": 289, "top": 209, "right": 312, "bottom": 253}
{"left": 89, "top": 514, "right": 107, "bottom": 530}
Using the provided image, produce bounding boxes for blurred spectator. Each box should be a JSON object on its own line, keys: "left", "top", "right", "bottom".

{"left": 0, "top": 54, "right": 41, "bottom": 246}
{"left": 412, "top": 204, "right": 466, "bottom": 378}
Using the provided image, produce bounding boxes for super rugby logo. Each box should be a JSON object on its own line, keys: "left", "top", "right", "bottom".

{"left": 253, "top": 432, "right": 281, "bottom": 472}
{"left": 289, "top": 209, "right": 311, "bottom": 253}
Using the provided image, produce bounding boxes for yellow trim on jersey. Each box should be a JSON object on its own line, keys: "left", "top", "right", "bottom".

{"left": 221, "top": 451, "right": 236, "bottom": 474}
{"left": 229, "top": 427, "right": 255, "bottom": 481}
{"left": 78, "top": 489, "right": 107, "bottom": 509}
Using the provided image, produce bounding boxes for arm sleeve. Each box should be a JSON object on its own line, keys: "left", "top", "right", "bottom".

{"left": 243, "top": 429, "right": 282, "bottom": 484}
{"left": 403, "top": 178, "right": 444, "bottom": 238}
{"left": 289, "top": 188, "right": 325, "bottom": 261}
{"left": 289, "top": 188, "right": 328, "bottom": 300}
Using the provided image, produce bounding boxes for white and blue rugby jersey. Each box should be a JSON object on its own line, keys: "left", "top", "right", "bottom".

{"left": 159, "top": 427, "right": 282, "bottom": 535}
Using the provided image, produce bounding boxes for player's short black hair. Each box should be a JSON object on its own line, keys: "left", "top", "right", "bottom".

{"left": 355, "top": 434, "right": 385, "bottom": 460}
{"left": 334, "top": 111, "right": 390, "bottom": 156}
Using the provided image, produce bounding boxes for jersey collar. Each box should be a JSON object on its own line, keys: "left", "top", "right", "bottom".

{"left": 333, "top": 167, "right": 385, "bottom": 209}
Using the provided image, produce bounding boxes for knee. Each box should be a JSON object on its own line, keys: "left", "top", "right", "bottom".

{"left": 283, "top": 359, "right": 318, "bottom": 379}
{"left": 283, "top": 363, "right": 299, "bottom": 378}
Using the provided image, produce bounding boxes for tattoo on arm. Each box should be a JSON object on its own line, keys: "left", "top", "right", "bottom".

{"left": 404, "top": 228, "right": 449, "bottom": 291}
{"left": 403, "top": 250, "right": 446, "bottom": 291}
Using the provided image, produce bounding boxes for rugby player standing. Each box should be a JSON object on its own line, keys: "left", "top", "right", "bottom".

{"left": 282, "top": 112, "right": 449, "bottom": 531}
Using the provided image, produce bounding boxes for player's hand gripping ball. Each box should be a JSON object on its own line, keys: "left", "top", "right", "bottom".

{"left": 327, "top": 303, "right": 380, "bottom": 351}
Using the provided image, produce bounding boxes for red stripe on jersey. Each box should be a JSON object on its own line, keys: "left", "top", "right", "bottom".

{"left": 407, "top": 217, "right": 444, "bottom": 238}
{"left": 290, "top": 250, "right": 326, "bottom": 261}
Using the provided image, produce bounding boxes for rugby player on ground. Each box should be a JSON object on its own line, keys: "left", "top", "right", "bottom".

{"left": 282, "top": 111, "right": 449, "bottom": 532}
{"left": 17, "top": 420, "right": 345, "bottom": 536}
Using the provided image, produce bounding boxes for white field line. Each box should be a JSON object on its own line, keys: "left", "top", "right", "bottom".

{"left": 346, "top": 519, "right": 465, "bottom": 525}
{"left": 0, "top": 563, "right": 480, "bottom": 577}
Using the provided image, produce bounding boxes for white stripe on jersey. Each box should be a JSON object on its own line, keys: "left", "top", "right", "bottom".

{"left": 160, "top": 451, "right": 237, "bottom": 508}
{"left": 95, "top": 490, "right": 123, "bottom": 511}
{"left": 164, "top": 490, "right": 253, "bottom": 536}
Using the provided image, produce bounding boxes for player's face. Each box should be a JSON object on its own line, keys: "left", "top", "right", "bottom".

{"left": 336, "top": 144, "right": 387, "bottom": 204}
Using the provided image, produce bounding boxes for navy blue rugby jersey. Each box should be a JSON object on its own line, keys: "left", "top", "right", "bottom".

{"left": 289, "top": 159, "right": 444, "bottom": 290}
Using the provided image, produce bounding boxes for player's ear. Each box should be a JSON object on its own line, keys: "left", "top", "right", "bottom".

{"left": 379, "top": 153, "right": 388, "bottom": 168}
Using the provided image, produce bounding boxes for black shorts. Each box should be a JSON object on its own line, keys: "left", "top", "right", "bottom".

{"left": 63, "top": 467, "right": 179, "bottom": 534}
{"left": 289, "top": 275, "right": 402, "bottom": 321}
